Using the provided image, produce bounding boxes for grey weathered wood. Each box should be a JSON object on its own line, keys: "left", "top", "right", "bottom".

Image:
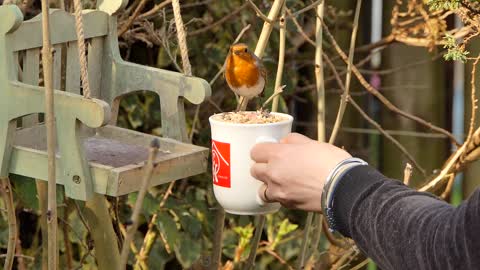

{"left": 22, "top": 49, "right": 41, "bottom": 127}
{"left": 0, "top": 4, "right": 211, "bottom": 200}
{"left": 97, "top": 0, "right": 128, "bottom": 15}
{"left": 11, "top": 125, "right": 208, "bottom": 196}
{"left": 87, "top": 37, "right": 103, "bottom": 98}
{"left": 66, "top": 42, "right": 80, "bottom": 94}
{"left": 53, "top": 44, "right": 62, "bottom": 90}
{"left": 8, "top": 9, "right": 108, "bottom": 52}
{"left": 100, "top": 17, "right": 211, "bottom": 141}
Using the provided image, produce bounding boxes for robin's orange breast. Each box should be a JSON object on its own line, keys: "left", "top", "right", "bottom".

{"left": 225, "top": 53, "right": 261, "bottom": 89}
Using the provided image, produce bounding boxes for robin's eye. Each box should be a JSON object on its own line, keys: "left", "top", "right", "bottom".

{"left": 244, "top": 48, "right": 248, "bottom": 53}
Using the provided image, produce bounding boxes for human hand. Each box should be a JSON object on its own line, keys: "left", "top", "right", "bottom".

{"left": 250, "top": 133, "right": 351, "bottom": 212}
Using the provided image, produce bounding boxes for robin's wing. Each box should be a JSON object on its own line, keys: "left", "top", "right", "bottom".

{"left": 252, "top": 54, "right": 266, "bottom": 81}
{"left": 253, "top": 54, "right": 267, "bottom": 97}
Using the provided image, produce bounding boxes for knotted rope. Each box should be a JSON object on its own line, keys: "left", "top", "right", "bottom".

{"left": 73, "top": 0, "right": 91, "bottom": 98}
{"left": 171, "top": 0, "right": 192, "bottom": 76}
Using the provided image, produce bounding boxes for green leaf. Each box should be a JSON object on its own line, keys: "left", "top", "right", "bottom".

{"left": 427, "top": 0, "right": 461, "bottom": 10}
{"left": 128, "top": 192, "right": 160, "bottom": 216}
{"left": 174, "top": 233, "right": 202, "bottom": 268}
{"left": 11, "top": 174, "right": 38, "bottom": 210}
{"left": 233, "top": 223, "right": 254, "bottom": 250}
{"left": 178, "top": 211, "right": 202, "bottom": 238}
{"left": 156, "top": 211, "right": 179, "bottom": 250}
{"left": 147, "top": 241, "right": 173, "bottom": 270}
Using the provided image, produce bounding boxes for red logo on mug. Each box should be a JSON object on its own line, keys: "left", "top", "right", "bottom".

{"left": 212, "top": 140, "right": 231, "bottom": 188}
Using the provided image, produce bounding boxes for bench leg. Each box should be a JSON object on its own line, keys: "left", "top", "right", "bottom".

{"left": 84, "top": 194, "right": 120, "bottom": 270}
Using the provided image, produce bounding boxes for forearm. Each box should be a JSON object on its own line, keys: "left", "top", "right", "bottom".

{"left": 331, "top": 165, "right": 480, "bottom": 270}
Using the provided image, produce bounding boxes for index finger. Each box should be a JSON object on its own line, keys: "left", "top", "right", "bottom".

{"left": 250, "top": 142, "right": 278, "bottom": 163}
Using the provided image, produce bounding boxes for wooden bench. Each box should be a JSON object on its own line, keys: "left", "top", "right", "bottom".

{"left": 0, "top": 1, "right": 211, "bottom": 201}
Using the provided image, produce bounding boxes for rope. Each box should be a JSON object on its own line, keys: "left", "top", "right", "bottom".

{"left": 72, "top": 0, "right": 91, "bottom": 98}
{"left": 171, "top": 0, "right": 192, "bottom": 76}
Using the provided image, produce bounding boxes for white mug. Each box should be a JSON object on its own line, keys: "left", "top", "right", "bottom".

{"left": 209, "top": 112, "right": 294, "bottom": 215}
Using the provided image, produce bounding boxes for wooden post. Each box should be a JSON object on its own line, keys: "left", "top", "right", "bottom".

{"left": 39, "top": 0, "right": 58, "bottom": 269}
{"left": 84, "top": 195, "right": 121, "bottom": 270}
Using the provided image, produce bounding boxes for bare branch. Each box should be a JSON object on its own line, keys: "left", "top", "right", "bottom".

{"left": 246, "top": 0, "right": 274, "bottom": 24}
{"left": 321, "top": 18, "right": 460, "bottom": 146}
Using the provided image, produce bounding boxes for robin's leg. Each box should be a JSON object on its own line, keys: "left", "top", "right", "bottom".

{"left": 236, "top": 97, "right": 245, "bottom": 112}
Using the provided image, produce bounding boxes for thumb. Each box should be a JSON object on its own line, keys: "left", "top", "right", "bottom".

{"left": 281, "top": 133, "right": 313, "bottom": 144}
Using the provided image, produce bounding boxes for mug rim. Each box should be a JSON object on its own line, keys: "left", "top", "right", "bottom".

{"left": 209, "top": 111, "right": 293, "bottom": 127}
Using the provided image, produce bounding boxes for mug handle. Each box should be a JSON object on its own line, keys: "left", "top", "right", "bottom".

{"left": 254, "top": 136, "right": 278, "bottom": 206}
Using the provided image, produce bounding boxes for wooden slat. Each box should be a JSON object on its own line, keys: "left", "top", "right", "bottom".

{"left": 7, "top": 9, "right": 108, "bottom": 51}
{"left": 12, "top": 51, "right": 20, "bottom": 81}
{"left": 22, "top": 49, "right": 40, "bottom": 127}
{"left": 87, "top": 37, "right": 104, "bottom": 98}
{"left": 66, "top": 42, "right": 80, "bottom": 94}
{"left": 53, "top": 44, "right": 62, "bottom": 90}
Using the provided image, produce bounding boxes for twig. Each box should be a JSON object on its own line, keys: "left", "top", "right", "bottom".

{"left": 189, "top": 2, "right": 249, "bottom": 36}
{"left": 403, "top": 163, "right": 413, "bottom": 186}
{"left": 262, "top": 87, "right": 284, "bottom": 110}
{"left": 285, "top": 0, "right": 322, "bottom": 19}
{"left": 441, "top": 173, "right": 456, "bottom": 199}
{"left": 321, "top": 19, "right": 460, "bottom": 146}
{"left": 297, "top": 210, "right": 313, "bottom": 270}
{"left": 1, "top": 177, "right": 16, "bottom": 270}
{"left": 0, "top": 254, "right": 34, "bottom": 261}
{"left": 332, "top": 248, "right": 357, "bottom": 270}
{"left": 134, "top": 179, "right": 176, "bottom": 268}
{"left": 420, "top": 143, "right": 467, "bottom": 192}
{"left": 315, "top": 1, "right": 326, "bottom": 142}
{"left": 299, "top": 2, "right": 325, "bottom": 269}
{"left": 211, "top": 208, "right": 226, "bottom": 270}
{"left": 40, "top": 0, "right": 58, "bottom": 268}
{"left": 119, "top": 139, "right": 160, "bottom": 269}
{"left": 354, "top": 34, "right": 395, "bottom": 53}
{"left": 138, "top": 0, "right": 172, "bottom": 20}
{"left": 321, "top": 218, "right": 350, "bottom": 249}
{"left": 264, "top": 249, "right": 294, "bottom": 270}
{"left": 119, "top": 0, "right": 159, "bottom": 36}
{"left": 349, "top": 258, "right": 370, "bottom": 270}
{"left": 465, "top": 54, "right": 480, "bottom": 143}
{"left": 62, "top": 196, "right": 73, "bottom": 270}
{"left": 35, "top": 181, "right": 48, "bottom": 270}
{"left": 349, "top": 97, "right": 426, "bottom": 175}
{"left": 15, "top": 233, "right": 25, "bottom": 270}
{"left": 271, "top": 7, "right": 286, "bottom": 112}
{"left": 305, "top": 214, "right": 323, "bottom": 261}
{"left": 239, "top": 0, "right": 286, "bottom": 111}
{"left": 329, "top": 0, "right": 361, "bottom": 144}
{"left": 246, "top": 0, "right": 274, "bottom": 24}
{"left": 286, "top": 8, "right": 315, "bottom": 46}
{"left": 327, "top": 127, "right": 448, "bottom": 139}
{"left": 74, "top": 201, "right": 91, "bottom": 233}
{"left": 245, "top": 215, "right": 266, "bottom": 270}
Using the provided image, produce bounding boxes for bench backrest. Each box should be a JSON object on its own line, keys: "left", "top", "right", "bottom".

{"left": 0, "top": 0, "right": 210, "bottom": 141}
{"left": 5, "top": 9, "right": 110, "bottom": 127}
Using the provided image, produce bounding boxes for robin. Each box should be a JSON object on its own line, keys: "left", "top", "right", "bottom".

{"left": 224, "top": 43, "right": 266, "bottom": 109}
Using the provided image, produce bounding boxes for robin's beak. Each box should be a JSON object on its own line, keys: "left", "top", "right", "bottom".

{"left": 233, "top": 51, "right": 241, "bottom": 55}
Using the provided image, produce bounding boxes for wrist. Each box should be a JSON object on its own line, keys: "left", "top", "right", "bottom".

{"left": 321, "top": 157, "right": 368, "bottom": 232}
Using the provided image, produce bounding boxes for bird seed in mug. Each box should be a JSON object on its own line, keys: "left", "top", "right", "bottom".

{"left": 213, "top": 111, "right": 287, "bottom": 124}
